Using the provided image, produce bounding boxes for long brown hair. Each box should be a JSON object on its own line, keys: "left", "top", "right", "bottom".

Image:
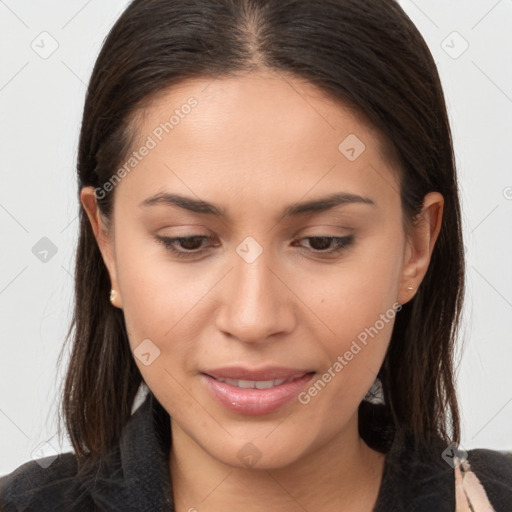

{"left": 59, "top": 0, "right": 464, "bottom": 462}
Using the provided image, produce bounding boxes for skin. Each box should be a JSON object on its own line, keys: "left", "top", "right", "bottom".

{"left": 81, "top": 70, "right": 443, "bottom": 511}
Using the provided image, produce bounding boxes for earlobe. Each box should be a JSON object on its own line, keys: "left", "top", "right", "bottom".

{"left": 80, "top": 187, "right": 122, "bottom": 308}
{"left": 397, "top": 192, "right": 444, "bottom": 305}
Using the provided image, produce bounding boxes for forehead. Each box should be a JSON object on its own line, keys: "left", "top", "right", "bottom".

{"left": 133, "top": 71, "right": 387, "bottom": 158}
{"left": 114, "top": 71, "right": 401, "bottom": 215}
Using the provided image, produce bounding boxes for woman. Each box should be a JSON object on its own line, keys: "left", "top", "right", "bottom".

{"left": 1, "top": 0, "right": 511, "bottom": 510}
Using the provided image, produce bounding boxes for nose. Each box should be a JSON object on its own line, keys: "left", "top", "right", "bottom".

{"left": 215, "top": 248, "right": 296, "bottom": 344}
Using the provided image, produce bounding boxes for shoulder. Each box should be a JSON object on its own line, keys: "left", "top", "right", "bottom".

{"left": 373, "top": 419, "right": 512, "bottom": 512}
{"left": 465, "top": 448, "right": 512, "bottom": 510}
{"left": 467, "top": 447, "right": 512, "bottom": 475}
{"left": 0, "top": 452, "right": 94, "bottom": 511}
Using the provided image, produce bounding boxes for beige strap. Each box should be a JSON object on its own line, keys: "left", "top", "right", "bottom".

{"left": 455, "top": 458, "right": 495, "bottom": 511}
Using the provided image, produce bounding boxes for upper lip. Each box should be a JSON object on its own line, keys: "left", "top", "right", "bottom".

{"left": 203, "top": 366, "right": 314, "bottom": 381}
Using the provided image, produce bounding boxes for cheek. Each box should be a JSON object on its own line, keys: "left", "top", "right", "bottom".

{"left": 310, "top": 231, "right": 404, "bottom": 338}
{"left": 113, "top": 236, "right": 206, "bottom": 407}
{"left": 113, "top": 228, "right": 220, "bottom": 381}
{"left": 303, "top": 231, "right": 403, "bottom": 395}
{"left": 112, "top": 230, "right": 185, "bottom": 348}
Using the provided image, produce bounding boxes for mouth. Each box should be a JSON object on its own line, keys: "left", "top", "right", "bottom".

{"left": 203, "top": 366, "right": 314, "bottom": 381}
{"left": 206, "top": 375, "right": 305, "bottom": 389}
{"left": 200, "top": 367, "right": 316, "bottom": 415}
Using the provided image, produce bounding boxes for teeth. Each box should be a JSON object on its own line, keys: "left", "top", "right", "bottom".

{"left": 216, "top": 377, "right": 290, "bottom": 388}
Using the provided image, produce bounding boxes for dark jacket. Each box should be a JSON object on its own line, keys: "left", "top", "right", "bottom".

{"left": 1, "top": 392, "right": 511, "bottom": 511}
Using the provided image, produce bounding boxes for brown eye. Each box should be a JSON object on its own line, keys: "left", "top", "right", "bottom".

{"left": 155, "top": 235, "right": 216, "bottom": 258}
{"left": 293, "top": 235, "right": 354, "bottom": 254}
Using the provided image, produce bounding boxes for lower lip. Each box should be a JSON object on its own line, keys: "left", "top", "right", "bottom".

{"left": 201, "top": 373, "right": 315, "bottom": 415}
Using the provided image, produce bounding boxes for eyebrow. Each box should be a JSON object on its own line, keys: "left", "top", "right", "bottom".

{"left": 139, "top": 191, "right": 375, "bottom": 219}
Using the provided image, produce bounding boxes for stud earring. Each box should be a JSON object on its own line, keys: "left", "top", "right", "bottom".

{"left": 407, "top": 285, "right": 414, "bottom": 291}
{"left": 110, "top": 289, "right": 117, "bottom": 305}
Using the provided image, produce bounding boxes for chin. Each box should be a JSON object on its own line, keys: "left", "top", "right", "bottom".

{"left": 201, "top": 430, "right": 315, "bottom": 470}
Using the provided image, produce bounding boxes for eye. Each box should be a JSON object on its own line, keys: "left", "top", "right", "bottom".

{"left": 155, "top": 234, "right": 354, "bottom": 259}
{"left": 155, "top": 235, "right": 217, "bottom": 258}
{"left": 292, "top": 235, "right": 354, "bottom": 254}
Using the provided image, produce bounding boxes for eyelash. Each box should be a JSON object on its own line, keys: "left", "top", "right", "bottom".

{"left": 155, "top": 234, "right": 354, "bottom": 259}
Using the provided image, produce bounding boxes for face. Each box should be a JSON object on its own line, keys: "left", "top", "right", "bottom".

{"left": 82, "top": 70, "right": 442, "bottom": 469}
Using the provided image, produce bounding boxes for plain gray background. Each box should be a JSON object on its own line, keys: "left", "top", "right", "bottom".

{"left": 1, "top": 0, "right": 511, "bottom": 476}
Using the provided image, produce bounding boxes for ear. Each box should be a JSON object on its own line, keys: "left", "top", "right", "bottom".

{"left": 397, "top": 191, "right": 444, "bottom": 305}
{"left": 80, "top": 187, "right": 123, "bottom": 308}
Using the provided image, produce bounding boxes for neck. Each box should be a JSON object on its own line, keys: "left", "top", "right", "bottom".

{"left": 169, "top": 413, "right": 386, "bottom": 512}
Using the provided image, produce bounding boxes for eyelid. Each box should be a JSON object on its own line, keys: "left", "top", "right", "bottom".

{"left": 155, "top": 233, "right": 214, "bottom": 250}
{"left": 293, "top": 234, "right": 354, "bottom": 254}
{"left": 154, "top": 233, "right": 355, "bottom": 259}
